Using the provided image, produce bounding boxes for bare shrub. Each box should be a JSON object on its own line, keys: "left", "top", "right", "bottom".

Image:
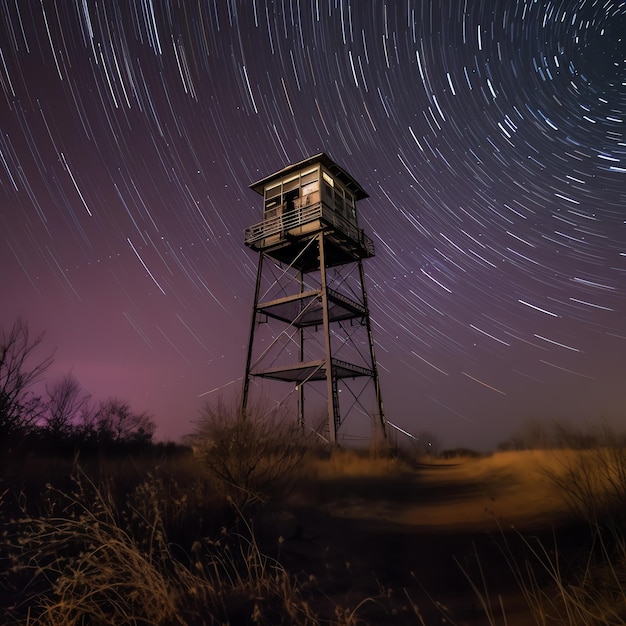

{"left": 545, "top": 423, "right": 626, "bottom": 526}
{"left": 192, "top": 400, "right": 310, "bottom": 509}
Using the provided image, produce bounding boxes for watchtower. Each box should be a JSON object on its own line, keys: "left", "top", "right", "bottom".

{"left": 242, "top": 154, "right": 386, "bottom": 444}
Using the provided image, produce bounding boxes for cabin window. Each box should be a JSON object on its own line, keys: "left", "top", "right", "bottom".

{"left": 323, "top": 182, "right": 333, "bottom": 203}
{"left": 265, "top": 183, "right": 281, "bottom": 200}
{"left": 265, "top": 197, "right": 281, "bottom": 212}
{"left": 301, "top": 167, "right": 318, "bottom": 185}
{"left": 344, "top": 191, "right": 356, "bottom": 222}
{"left": 301, "top": 180, "right": 318, "bottom": 196}
{"left": 283, "top": 175, "right": 299, "bottom": 192}
{"left": 335, "top": 188, "right": 345, "bottom": 216}
{"left": 264, "top": 183, "right": 281, "bottom": 213}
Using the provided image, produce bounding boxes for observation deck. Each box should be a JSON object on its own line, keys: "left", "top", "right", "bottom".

{"left": 244, "top": 200, "right": 374, "bottom": 271}
{"left": 251, "top": 358, "right": 374, "bottom": 383}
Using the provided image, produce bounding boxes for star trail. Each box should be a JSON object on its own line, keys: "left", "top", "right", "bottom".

{"left": 1, "top": 1, "right": 624, "bottom": 449}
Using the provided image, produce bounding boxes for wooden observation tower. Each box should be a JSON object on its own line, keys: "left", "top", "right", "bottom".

{"left": 242, "top": 154, "right": 386, "bottom": 444}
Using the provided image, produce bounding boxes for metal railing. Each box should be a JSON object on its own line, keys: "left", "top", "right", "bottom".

{"left": 244, "top": 201, "right": 374, "bottom": 256}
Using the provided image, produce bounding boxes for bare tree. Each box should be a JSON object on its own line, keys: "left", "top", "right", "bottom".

{"left": 93, "top": 398, "right": 156, "bottom": 444}
{"left": 41, "top": 374, "right": 92, "bottom": 440}
{"left": 0, "top": 318, "right": 53, "bottom": 439}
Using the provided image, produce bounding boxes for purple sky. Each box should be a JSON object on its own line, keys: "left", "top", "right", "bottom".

{"left": 1, "top": 1, "right": 625, "bottom": 450}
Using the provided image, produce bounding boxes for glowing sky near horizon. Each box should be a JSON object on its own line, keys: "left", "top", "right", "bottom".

{"left": 1, "top": 0, "right": 625, "bottom": 449}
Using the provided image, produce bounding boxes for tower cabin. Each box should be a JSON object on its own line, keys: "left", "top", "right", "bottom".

{"left": 244, "top": 153, "right": 374, "bottom": 270}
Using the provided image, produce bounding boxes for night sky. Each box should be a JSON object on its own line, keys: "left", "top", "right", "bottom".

{"left": 1, "top": 1, "right": 624, "bottom": 450}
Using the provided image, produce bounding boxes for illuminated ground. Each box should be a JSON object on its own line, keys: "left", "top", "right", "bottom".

{"left": 269, "top": 450, "right": 586, "bottom": 625}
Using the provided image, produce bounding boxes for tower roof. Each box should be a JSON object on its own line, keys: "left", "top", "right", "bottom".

{"left": 249, "top": 153, "right": 369, "bottom": 200}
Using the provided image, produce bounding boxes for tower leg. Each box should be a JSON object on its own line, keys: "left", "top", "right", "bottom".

{"left": 242, "top": 252, "right": 264, "bottom": 417}
{"left": 297, "top": 269, "right": 305, "bottom": 432}
{"left": 318, "top": 232, "right": 338, "bottom": 444}
{"left": 359, "top": 259, "right": 387, "bottom": 440}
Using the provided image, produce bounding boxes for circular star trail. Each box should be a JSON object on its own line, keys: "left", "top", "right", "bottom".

{"left": 1, "top": 1, "right": 624, "bottom": 448}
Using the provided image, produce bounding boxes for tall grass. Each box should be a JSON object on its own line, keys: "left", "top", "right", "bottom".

{"left": 461, "top": 424, "right": 626, "bottom": 626}
{"left": 501, "top": 525, "right": 626, "bottom": 626}
{"left": 2, "top": 468, "right": 332, "bottom": 625}
{"left": 527, "top": 423, "right": 626, "bottom": 625}
{"left": 545, "top": 423, "right": 626, "bottom": 528}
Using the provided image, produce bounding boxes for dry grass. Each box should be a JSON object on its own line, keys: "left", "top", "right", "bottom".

{"left": 496, "top": 524, "right": 626, "bottom": 626}
{"left": 305, "top": 447, "right": 412, "bottom": 480}
{"left": 433, "top": 434, "right": 626, "bottom": 626}
{"left": 3, "top": 414, "right": 626, "bottom": 626}
{"left": 2, "top": 467, "right": 350, "bottom": 625}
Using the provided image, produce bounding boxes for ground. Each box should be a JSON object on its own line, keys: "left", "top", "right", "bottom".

{"left": 261, "top": 449, "right": 588, "bottom": 625}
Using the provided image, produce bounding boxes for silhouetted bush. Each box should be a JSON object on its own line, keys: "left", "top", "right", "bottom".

{"left": 192, "top": 399, "right": 311, "bottom": 510}
{"left": 0, "top": 320, "right": 159, "bottom": 482}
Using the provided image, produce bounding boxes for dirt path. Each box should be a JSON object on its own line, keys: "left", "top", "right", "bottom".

{"left": 266, "top": 451, "right": 582, "bottom": 624}
{"left": 325, "top": 451, "right": 573, "bottom": 532}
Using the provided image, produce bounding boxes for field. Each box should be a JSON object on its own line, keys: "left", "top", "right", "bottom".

{"left": 1, "top": 439, "right": 625, "bottom": 625}
{"left": 277, "top": 448, "right": 599, "bottom": 625}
